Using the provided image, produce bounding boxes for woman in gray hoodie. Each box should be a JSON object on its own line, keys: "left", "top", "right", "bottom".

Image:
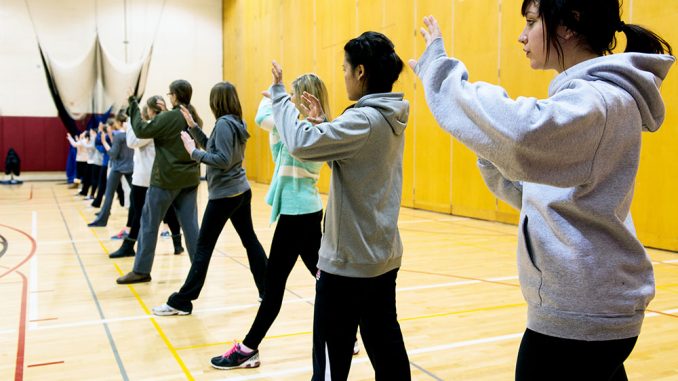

{"left": 270, "top": 31, "right": 411, "bottom": 381}
{"left": 152, "top": 81, "right": 267, "bottom": 316}
{"left": 411, "top": 1, "right": 673, "bottom": 380}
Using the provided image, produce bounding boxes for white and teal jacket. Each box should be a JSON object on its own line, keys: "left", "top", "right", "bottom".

{"left": 255, "top": 97, "right": 323, "bottom": 224}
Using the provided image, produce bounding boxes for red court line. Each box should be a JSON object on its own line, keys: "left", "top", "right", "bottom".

{"left": 0, "top": 224, "right": 37, "bottom": 280}
{"left": 28, "top": 317, "right": 58, "bottom": 323}
{"left": 27, "top": 361, "right": 64, "bottom": 368}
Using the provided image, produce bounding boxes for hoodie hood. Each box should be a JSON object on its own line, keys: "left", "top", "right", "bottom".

{"left": 219, "top": 114, "right": 250, "bottom": 143}
{"left": 356, "top": 92, "right": 409, "bottom": 136}
{"left": 550, "top": 53, "right": 674, "bottom": 132}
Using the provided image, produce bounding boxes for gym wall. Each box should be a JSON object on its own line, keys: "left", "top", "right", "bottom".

{"left": 223, "top": 0, "right": 678, "bottom": 251}
{"left": 0, "top": 0, "right": 223, "bottom": 171}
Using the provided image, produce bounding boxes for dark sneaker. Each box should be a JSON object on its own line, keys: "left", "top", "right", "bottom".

{"left": 116, "top": 271, "right": 151, "bottom": 284}
{"left": 210, "top": 342, "right": 260, "bottom": 370}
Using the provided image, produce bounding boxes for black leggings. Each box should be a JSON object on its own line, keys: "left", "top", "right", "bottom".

{"left": 128, "top": 185, "right": 181, "bottom": 240}
{"left": 312, "top": 268, "right": 410, "bottom": 381}
{"left": 167, "top": 190, "right": 267, "bottom": 312}
{"left": 242, "top": 211, "right": 322, "bottom": 350}
{"left": 515, "top": 328, "right": 637, "bottom": 381}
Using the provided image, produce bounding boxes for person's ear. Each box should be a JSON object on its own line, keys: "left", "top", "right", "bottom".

{"left": 356, "top": 64, "right": 366, "bottom": 81}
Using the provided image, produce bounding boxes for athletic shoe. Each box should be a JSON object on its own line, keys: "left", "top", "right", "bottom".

{"left": 353, "top": 340, "right": 360, "bottom": 355}
{"left": 210, "top": 342, "right": 260, "bottom": 370}
{"left": 111, "top": 230, "right": 129, "bottom": 240}
{"left": 152, "top": 303, "right": 190, "bottom": 316}
{"left": 160, "top": 230, "right": 170, "bottom": 239}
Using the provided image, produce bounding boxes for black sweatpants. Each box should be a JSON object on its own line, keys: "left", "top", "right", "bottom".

{"left": 242, "top": 211, "right": 322, "bottom": 349}
{"left": 128, "top": 185, "right": 181, "bottom": 240}
{"left": 167, "top": 190, "right": 267, "bottom": 312}
{"left": 312, "top": 268, "right": 411, "bottom": 381}
{"left": 516, "top": 328, "right": 637, "bottom": 381}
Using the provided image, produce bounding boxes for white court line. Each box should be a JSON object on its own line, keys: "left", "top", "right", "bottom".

{"left": 29, "top": 211, "right": 39, "bottom": 328}
{"left": 216, "top": 333, "right": 524, "bottom": 381}
{"left": 0, "top": 276, "right": 518, "bottom": 335}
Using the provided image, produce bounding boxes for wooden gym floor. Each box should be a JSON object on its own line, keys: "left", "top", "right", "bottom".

{"left": 1, "top": 178, "right": 677, "bottom": 380}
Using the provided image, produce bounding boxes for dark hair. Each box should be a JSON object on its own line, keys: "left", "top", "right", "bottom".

{"left": 169, "top": 79, "right": 203, "bottom": 127}
{"left": 209, "top": 82, "right": 242, "bottom": 120}
{"left": 114, "top": 110, "right": 127, "bottom": 124}
{"left": 343, "top": 31, "right": 404, "bottom": 95}
{"left": 146, "top": 95, "right": 164, "bottom": 114}
{"left": 522, "top": 0, "right": 672, "bottom": 68}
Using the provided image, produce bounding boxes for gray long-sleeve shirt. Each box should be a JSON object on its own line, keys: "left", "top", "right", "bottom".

{"left": 108, "top": 130, "right": 134, "bottom": 174}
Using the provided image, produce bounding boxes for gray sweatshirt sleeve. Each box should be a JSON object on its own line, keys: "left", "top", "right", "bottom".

{"left": 190, "top": 120, "right": 234, "bottom": 169}
{"left": 477, "top": 158, "right": 523, "bottom": 210}
{"left": 415, "top": 38, "right": 607, "bottom": 187}
{"left": 108, "top": 133, "right": 125, "bottom": 160}
{"left": 271, "top": 84, "right": 371, "bottom": 161}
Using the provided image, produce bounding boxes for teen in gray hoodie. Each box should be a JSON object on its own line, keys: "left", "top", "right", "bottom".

{"left": 152, "top": 81, "right": 267, "bottom": 316}
{"left": 411, "top": 1, "right": 674, "bottom": 380}
{"left": 271, "top": 32, "right": 411, "bottom": 381}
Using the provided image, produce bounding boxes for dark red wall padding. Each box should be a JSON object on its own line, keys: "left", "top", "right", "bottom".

{"left": 0, "top": 116, "right": 69, "bottom": 172}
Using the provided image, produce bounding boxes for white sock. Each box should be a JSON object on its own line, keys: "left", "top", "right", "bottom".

{"left": 239, "top": 343, "right": 254, "bottom": 354}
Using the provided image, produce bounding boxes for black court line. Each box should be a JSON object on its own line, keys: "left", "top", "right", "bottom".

{"left": 51, "top": 187, "right": 129, "bottom": 380}
{"left": 0, "top": 233, "right": 7, "bottom": 258}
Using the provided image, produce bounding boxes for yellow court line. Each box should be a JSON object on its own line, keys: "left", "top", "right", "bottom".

{"left": 78, "top": 209, "right": 195, "bottom": 381}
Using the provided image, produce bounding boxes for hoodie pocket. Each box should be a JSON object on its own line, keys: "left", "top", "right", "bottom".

{"left": 517, "top": 215, "right": 543, "bottom": 306}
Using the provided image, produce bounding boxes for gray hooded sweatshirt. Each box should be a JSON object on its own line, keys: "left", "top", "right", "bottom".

{"left": 415, "top": 37, "right": 674, "bottom": 341}
{"left": 189, "top": 114, "right": 250, "bottom": 200}
{"left": 271, "top": 83, "right": 409, "bottom": 278}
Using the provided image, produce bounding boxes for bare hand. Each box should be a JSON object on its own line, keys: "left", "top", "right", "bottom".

{"left": 157, "top": 98, "right": 167, "bottom": 111}
{"left": 409, "top": 15, "right": 443, "bottom": 71}
{"left": 179, "top": 105, "right": 196, "bottom": 127}
{"left": 300, "top": 91, "right": 325, "bottom": 124}
{"left": 272, "top": 61, "right": 283, "bottom": 86}
{"left": 126, "top": 88, "right": 134, "bottom": 98}
{"left": 180, "top": 131, "right": 196, "bottom": 155}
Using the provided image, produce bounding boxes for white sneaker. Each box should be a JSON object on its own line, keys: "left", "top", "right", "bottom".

{"left": 353, "top": 341, "right": 360, "bottom": 355}
{"left": 152, "top": 303, "right": 190, "bottom": 316}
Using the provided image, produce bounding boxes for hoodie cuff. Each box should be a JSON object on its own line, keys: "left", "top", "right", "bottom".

{"left": 415, "top": 38, "right": 447, "bottom": 78}
{"left": 191, "top": 149, "right": 205, "bottom": 163}
{"left": 270, "top": 83, "right": 288, "bottom": 101}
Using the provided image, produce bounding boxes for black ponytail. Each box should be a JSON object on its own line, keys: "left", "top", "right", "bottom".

{"left": 622, "top": 23, "right": 672, "bottom": 55}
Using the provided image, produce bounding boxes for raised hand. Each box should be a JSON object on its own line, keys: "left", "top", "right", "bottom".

{"left": 180, "top": 130, "right": 196, "bottom": 155}
{"left": 409, "top": 15, "right": 443, "bottom": 71}
{"left": 179, "top": 105, "right": 196, "bottom": 128}
{"left": 272, "top": 61, "right": 283, "bottom": 86}
{"left": 300, "top": 91, "right": 326, "bottom": 124}
{"left": 156, "top": 98, "right": 167, "bottom": 111}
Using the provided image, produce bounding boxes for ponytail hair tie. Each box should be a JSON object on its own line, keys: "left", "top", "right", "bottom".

{"left": 617, "top": 21, "right": 625, "bottom": 32}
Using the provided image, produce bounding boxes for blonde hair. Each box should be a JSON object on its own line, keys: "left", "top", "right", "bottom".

{"left": 292, "top": 73, "right": 332, "bottom": 120}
